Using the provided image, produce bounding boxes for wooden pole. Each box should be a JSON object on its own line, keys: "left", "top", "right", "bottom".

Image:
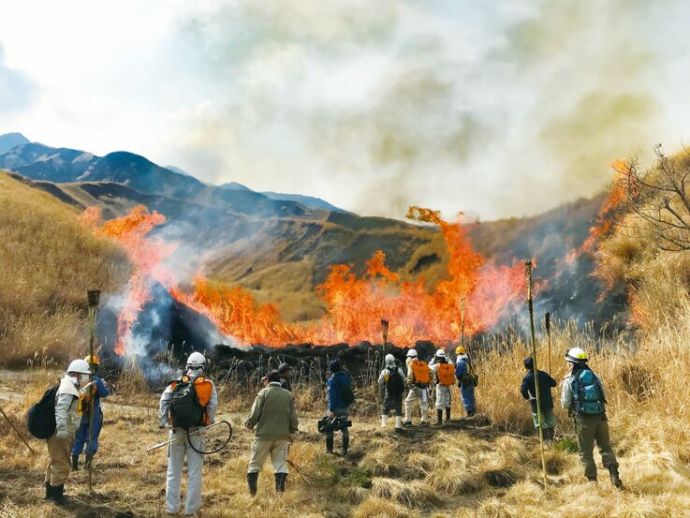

{"left": 525, "top": 262, "right": 547, "bottom": 488}
{"left": 0, "top": 404, "right": 34, "bottom": 453}
{"left": 380, "top": 319, "right": 389, "bottom": 356}
{"left": 86, "top": 290, "right": 101, "bottom": 493}
{"left": 545, "top": 312, "right": 552, "bottom": 375}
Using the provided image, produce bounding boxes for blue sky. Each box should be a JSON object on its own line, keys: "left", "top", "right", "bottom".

{"left": 1, "top": 0, "right": 690, "bottom": 220}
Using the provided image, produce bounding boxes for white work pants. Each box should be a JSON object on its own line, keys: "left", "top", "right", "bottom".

{"left": 405, "top": 386, "right": 429, "bottom": 422}
{"left": 166, "top": 428, "right": 204, "bottom": 515}
{"left": 435, "top": 385, "right": 452, "bottom": 409}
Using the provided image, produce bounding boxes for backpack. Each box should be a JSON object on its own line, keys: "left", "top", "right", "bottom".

{"left": 571, "top": 370, "right": 605, "bottom": 415}
{"left": 27, "top": 384, "right": 60, "bottom": 439}
{"left": 169, "top": 377, "right": 205, "bottom": 429}
{"left": 410, "top": 360, "right": 431, "bottom": 385}
{"left": 385, "top": 369, "right": 404, "bottom": 397}
{"left": 437, "top": 363, "right": 455, "bottom": 386}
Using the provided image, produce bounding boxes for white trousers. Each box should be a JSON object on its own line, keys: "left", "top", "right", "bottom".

{"left": 404, "top": 386, "right": 429, "bottom": 422}
{"left": 247, "top": 439, "right": 289, "bottom": 474}
{"left": 166, "top": 429, "right": 204, "bottom": 515}
{"left": 435, "top": 385, "right": 452, "bottom": 409}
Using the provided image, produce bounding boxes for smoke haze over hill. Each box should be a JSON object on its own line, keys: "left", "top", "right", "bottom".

{"left": 1, "top": 1, "right": 689, "bottom": 220}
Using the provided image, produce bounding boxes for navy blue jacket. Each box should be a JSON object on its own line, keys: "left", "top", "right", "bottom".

{"left": 327, "top": 371, "right": 352, "bottom": 411}
{"left": 520, "top": 370, "right": 557, "bottom": 413}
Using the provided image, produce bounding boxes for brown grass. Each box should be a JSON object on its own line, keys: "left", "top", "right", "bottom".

{"left": 0, "top": 172, "right": 128, "bottom": 367}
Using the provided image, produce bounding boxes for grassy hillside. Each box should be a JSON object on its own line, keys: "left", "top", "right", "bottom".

{"left": 0, "top": 172, "right": 128, "bottom": 367}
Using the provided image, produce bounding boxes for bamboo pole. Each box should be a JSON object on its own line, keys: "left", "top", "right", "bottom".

{"left": 545, "top": 312, "right": 552, "bottom": 375}
{"left": 86, "top": 290, "right": 100, "bottom": 493}
{"left": 380, "top": 319, "right": 389, "bottom": 356}
{"left": 0, "top": 404, "right": 34, "bottom": 453}
{"left": 525, "top": 262, "right": 547, "bottom": 488}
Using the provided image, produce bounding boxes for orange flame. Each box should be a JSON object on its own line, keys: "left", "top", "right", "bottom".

{"left": 88, "top": 205, "right": 527, "bottom": 349}
{"left": 86, "top": 206, "right": 174, "bottom": 355}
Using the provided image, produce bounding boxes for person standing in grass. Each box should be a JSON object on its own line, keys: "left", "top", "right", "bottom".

{"left": 325, "top": 359, "right": 355, "bottom": 455}
{"left": 431, "top": 349, "right": 455, "bottom": 424}
{"left": 561, "top": 347, "right": 623, "bottom": 489}
{"left": 71, "top": 354, "right": 109, "bottom": 471}
{"left": 520, "top": 357, "right": 557, "bottom": 441}
{"left": 454, "top": 346, "right": 477, "bottom": 417}
{"left": 159, "top": 352, "right": 218, "bottom": 516}
{"left": 45, "top": 359, "right": 94, "bottom": 505}
{"left": 378, "top": 354, "right": 405, "bottom": 430}
{"left": 245, "top": 369, "right": 299, "bottom": 496}
{"left": 403, "top": 349, "right": 431, "bottom": 426}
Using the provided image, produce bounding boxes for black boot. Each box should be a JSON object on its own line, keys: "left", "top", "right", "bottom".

{"left": 71, "top": 454, "right": 79, "bottom": 471}
{"left": 44, "top": 481, "right": 51, "bottom": 500}
{"left": 85, "top": 453, "right": 94, "bottom": 469}
{"left": 48, "top": 484, "right": 68, "bottom": 506}
{"left": 435, "top": 409, "right": 443, "bottom": 425}
{"left": 247, "top": 472, "right": 258, "bottom": 497}
{"left": 342, "top": 436, "right": 349, "bottom": 457}
{"left": 445, "top": 408, "right": 451, "bottom": 421}
{"left": 275, "top": 473, "right": 287, "bottom": 492}
{"left": 326, "top": 436, "right": 334, "bottom": 454}
{"left": 609, "top": 466, "right": 624, "bottom": 490}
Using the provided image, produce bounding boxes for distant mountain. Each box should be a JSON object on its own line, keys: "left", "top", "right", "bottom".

{"left": 219, "top": 181, "right": 252, "bottom": 191}
{"left": 261, "top": 191, "right": 350, "bottom": 213}
{"left": 0, "top": 132, "right": 30, "bottom": 154}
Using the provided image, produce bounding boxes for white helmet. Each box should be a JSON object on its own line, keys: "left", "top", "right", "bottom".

{"left": 384, "top": 354, "right": 396, "bottom": 366}
{"left": 67, "top": 359, "right": 91, "bottom": 375}
{"left": 186, "top": 351, "right": 206, "bottom": 369}
{"left": 406, "top": 349, "right": 418, "bottom": 358}
{"left": 435, "top": 350, "right": 446, "bottom": 358}
{"left": 565, "top": 347, "right": 588, "bottom": 364}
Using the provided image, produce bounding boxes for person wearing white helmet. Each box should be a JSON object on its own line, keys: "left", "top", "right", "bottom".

{"left": 561, "top": 348, "right": 623, "bottom": 490}
{"left": 430, "top": 349, "right": 455, "bottom": 425}
{"left": 377, "top": 354, "right": 406, "bottom": 430}
{"left": 159, "top": 351, "right": 218, "bottom": 516}
{"left": 403, "top": 349, "right": 431, "bottom": 426}
{"left": 44, "top": 358, "right": 94, "bottom": 505}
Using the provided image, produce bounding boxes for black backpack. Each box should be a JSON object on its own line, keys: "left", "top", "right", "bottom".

{"left": 169, "top": 379, "right": 204, "bottom": 430}
{"left": 27, "top": 384, "right": 59, "bottom": 439}
{"left": 386, "top": 369, "right": 404, "bottom": 397}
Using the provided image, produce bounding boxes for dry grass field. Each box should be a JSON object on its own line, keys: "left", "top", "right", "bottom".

{"left": 1, "top": 308, "right": 689, "bottom": 518}
{"left": 2, "top": 155, "right": 690, "bottom": 516}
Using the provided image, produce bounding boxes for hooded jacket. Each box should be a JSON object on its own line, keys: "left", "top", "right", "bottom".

{"left": 55, "top": 375, "right": 83, "bottom": 440}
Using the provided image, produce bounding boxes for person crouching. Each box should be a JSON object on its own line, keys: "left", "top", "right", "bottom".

{"left": 245, "top": 369, "right": 299, "bottom": 496}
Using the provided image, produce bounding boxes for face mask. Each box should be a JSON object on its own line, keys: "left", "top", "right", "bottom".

{"left": 78, "top": 374, "right": 90, "bottom": 386}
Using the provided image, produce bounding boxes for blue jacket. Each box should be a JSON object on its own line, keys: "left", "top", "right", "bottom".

{"left": 520, "top": 370, "right": 556, "bottom": 413}
{"left": 327, "top": 371, "right": 352, "bottom": 411}
{"left": 81, "top": 376, "right": 109, "bottom": 422}
{"left": 455, "top": 356, "right": 472, "bottom": 385}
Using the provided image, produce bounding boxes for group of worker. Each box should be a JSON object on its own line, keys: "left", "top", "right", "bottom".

{"left": 42, "top": 355, "right": 109, "bottom": 505}
{"left": 39, "top": 344, "right": 622, "bottom": 515}
{"left": 378, "top": 346, "right": 477, "bottom": 429}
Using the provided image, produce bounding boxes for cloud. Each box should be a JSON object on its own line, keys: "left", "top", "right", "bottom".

{"left": 0, "top": 43, "right": 35, "bottom": 115}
